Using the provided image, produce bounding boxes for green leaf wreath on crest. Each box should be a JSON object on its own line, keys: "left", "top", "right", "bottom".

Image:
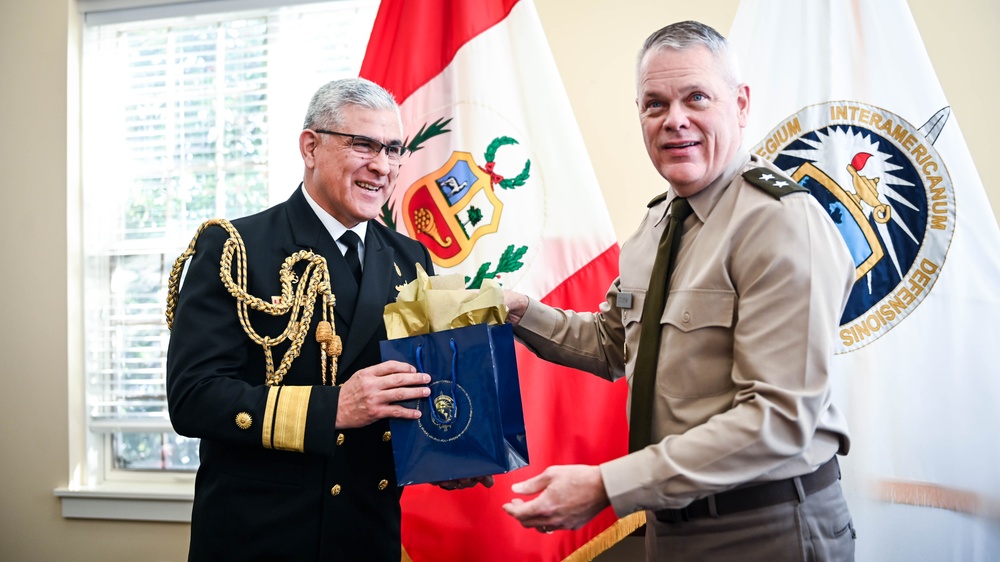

{"left": 481, "top": 136, "right": 531, "bottom": 189}
{"left": 465, "top": 244, "right": 528, "bottom": 290}
{"left": 380, "top": 123, "right": 531, "bottom": 289}
{"left": 379, "top": 117, "right": 453, "bottom": 231}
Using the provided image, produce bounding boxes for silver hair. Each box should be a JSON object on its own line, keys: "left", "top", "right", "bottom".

{"left": 636, "top": 21, "right": 741, "bottom": 89}
{"left": 302, "top": 77, "right": 401, "bottom": 131}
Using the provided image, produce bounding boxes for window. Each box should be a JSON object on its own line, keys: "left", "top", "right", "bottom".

{"left": 77, "top": 0, "right": 378, "bottom": 492}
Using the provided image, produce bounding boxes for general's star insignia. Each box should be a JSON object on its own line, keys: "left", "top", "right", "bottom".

{"left": 742, "top": 167, "right": 808, "bottom": 199}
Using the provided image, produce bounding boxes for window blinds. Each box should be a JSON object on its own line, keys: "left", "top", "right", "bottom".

{"left": 81, "top": 1, "right": 378, "bottom": 441}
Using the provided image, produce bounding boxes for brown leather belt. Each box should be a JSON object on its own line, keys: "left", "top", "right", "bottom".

{"left": 655, "top": 457, "right": 841, "bottom": 524}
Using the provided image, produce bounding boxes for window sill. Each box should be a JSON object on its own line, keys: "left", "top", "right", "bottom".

{"left": 54, "top": 483, "right": 194, "bottom": 522}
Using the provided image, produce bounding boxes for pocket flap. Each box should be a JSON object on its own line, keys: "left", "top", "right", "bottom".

{"left": 661, "top": 290, "right": 735, "bottom": 332}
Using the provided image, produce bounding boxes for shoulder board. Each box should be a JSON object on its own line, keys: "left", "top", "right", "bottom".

{"left": 647, "top": 191, "right": 668, "bottom": 208}
{"left": 742, "top": 167, "right": 808, "bottom": 199}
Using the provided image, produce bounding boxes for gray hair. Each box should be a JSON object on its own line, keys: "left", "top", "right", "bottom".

{"left": 636, "top": 21, "right": 741, "bottom": 89}
{"left": 302, "top": 77, "right": 401, "bottom": 131}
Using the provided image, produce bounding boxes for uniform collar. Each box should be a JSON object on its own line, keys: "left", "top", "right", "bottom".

{"left": 300, "top": 183, "right": 369, "bottom": 250}
{"left": 654, "top": 150, "right": 751, "bottom": 226}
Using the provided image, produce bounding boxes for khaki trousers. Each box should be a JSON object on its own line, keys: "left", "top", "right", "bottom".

{"left": 645, "top": 480, "right": 856, "bottom": 561}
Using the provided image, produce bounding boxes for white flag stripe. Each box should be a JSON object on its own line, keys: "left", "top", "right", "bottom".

{"left": 391, "top": 0, "right": 616, "bottom": 299}
{"left": 730, "top": 1, "right": 1000, "bottom": 559}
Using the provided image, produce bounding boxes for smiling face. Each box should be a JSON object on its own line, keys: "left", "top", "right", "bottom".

{"left": 300, "top": 104, "right": 404, "bottom": 228}
{"left": 637, "top": 45, "right": 749, "bottom": 197}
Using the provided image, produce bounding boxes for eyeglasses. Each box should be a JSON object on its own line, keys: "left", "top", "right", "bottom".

{"left": 312, "top": 129, "right": 408, "bottom": 163}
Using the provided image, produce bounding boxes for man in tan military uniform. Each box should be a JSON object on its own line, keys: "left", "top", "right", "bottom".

{"left": 502, "top": 21, "right": 857, "bottom": 561}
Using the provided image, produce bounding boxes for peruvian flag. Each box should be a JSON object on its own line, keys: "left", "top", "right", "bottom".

{"left": 360, "top": 0, "right": 633, "bottom": 560}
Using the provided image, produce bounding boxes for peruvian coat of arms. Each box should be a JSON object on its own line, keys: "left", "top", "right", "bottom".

{"left": 382, "top": 118, "right": 531, "bottom": 289}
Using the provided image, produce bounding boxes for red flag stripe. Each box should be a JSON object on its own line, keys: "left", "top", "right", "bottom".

{"left": 540, "top": 244, "right": 620, "bottom": 310}
{"left": 360, "top": 0, "right": 520, "bottom": 104}
{"left": 530, "top": 243, "right": 629, "bottom": 560}
{"left": 400, "top": 244, "right": 627, "bottom": 562}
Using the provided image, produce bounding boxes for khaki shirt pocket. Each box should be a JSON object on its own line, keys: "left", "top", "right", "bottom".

{"left": 659, "top": 289, "right": 736, "bottom": 398}
{"left": 661, "top": 289, "right": 735, "bottom": 332}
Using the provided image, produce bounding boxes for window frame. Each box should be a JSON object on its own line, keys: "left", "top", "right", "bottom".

{"left": 59, "top": 0, "right": 379, "bottom": 521}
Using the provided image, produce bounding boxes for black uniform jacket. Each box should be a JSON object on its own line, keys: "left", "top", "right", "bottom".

{"left": 166, "top": 186, "right": 434, "bottom": 561}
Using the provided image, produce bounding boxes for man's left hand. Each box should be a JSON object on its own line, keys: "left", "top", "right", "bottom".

{"left": 501, "top": 464, "right": 610, "bottom": 533}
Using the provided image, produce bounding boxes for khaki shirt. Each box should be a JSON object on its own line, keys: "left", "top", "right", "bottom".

{"left": 514, "top": 152, "right": 855, "bottom": 516}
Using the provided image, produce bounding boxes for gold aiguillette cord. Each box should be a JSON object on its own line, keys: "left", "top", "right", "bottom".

{"left": 165, "top": 218, "right": 342, "bottom": 386}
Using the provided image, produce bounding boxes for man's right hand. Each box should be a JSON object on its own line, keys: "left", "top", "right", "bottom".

{"left": 335, "top": 360, "right": 430, "bottom": 429}
{"left": 504, "top": 290, "right": 529, "bottom": 326}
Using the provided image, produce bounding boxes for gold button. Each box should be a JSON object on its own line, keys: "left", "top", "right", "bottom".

{"left": 235, "top": 412, "right": 253, "bottom": 430}
{"left": 378, "top": 479, "right": 388, "bottom": 491}
{"left": 336, "top": 433, "right": 345, "bottom": 446}
{"left": 382, "top": 431, "right": 392, "bottom": 442}
{"left": 330, "top": 484, "right": 341, "bottom": 496}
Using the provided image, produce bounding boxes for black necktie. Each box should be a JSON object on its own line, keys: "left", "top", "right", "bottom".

{"left": 339, "top": 230, "right": 363, "bottom": 285}
{"left": 629, "top": 197, "right": 694, "bottom": 453}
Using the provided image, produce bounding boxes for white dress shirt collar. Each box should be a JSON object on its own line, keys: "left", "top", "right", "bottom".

{"left": 300, "top": 184, "right": 368, "bottom": 261}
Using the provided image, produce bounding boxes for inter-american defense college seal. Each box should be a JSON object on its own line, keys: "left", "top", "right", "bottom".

{"left": 753, "top": 102, "right": 955, "bottom": 352}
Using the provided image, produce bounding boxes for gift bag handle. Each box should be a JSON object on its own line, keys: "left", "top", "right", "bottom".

{"left": 415, "top": 338, "right": 458, "bottom": 425}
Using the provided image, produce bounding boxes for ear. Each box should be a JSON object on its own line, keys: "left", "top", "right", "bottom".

{"left": 300, "top": 129, "right": 319, "bottom": 169}
{"left": 736, "top": 83, "right": 750, "bottom": 128}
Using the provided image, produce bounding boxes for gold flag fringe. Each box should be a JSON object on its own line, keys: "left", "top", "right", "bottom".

{"left": 563, "top": 511, "right": 646, "bottom": 562}
{"left": 876, "top": 479, "right": 999, "bottom": 518}
{"left": 400, "top": 511, "right": 646, "bottom": 562}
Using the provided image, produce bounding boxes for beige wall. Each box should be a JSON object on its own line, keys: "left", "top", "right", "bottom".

{"left": 0, "top": 1, "right": 995, "bottom": 560}
{"left": 537, "top": 0, "right": 1000, "bottom": 242}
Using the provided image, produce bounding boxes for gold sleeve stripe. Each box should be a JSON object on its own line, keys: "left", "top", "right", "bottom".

{"left": 261, "top": 386, "right": 312, "bottom": 452}
{"left": 262, "top": 386, "right": 280, "bottom": 449}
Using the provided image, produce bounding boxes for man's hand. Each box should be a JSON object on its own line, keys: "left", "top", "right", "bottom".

{"left": 504, "top": 290, "right": 529, "bottom": 326}
{"left": 335, "top": 360, "right": 430, "bottom": 429}
{"left": 501, "top": 465, "right": 610, "bottom": 533}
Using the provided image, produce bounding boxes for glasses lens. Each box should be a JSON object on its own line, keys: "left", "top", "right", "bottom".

{"left": 350, "top": 137, "right": 378, "bottom": 156}
{"left": 386, "top": 145, "right": 406, "bottom": 160}
{"left": 344, "top": 134, "right": 405, "bottom": 164}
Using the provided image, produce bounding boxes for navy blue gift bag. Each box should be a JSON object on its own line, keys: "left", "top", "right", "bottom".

{"left": 379, "top": 322, "right": 529, "bottom": 486}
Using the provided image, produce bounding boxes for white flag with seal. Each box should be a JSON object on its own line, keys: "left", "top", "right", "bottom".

{"left": 730, "top": 1, "right": 1000, "bottom": 559}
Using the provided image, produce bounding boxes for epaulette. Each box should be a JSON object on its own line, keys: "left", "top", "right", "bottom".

{"left": 647, "top": 191, "right": 668, "bottom": 208}
{"left": 742, "top": 167, "right": 808, "bottom": 199}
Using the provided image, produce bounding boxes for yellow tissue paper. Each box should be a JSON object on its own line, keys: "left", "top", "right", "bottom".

{"left": 383, "top": 263, "right": 508, "bottom": 339}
